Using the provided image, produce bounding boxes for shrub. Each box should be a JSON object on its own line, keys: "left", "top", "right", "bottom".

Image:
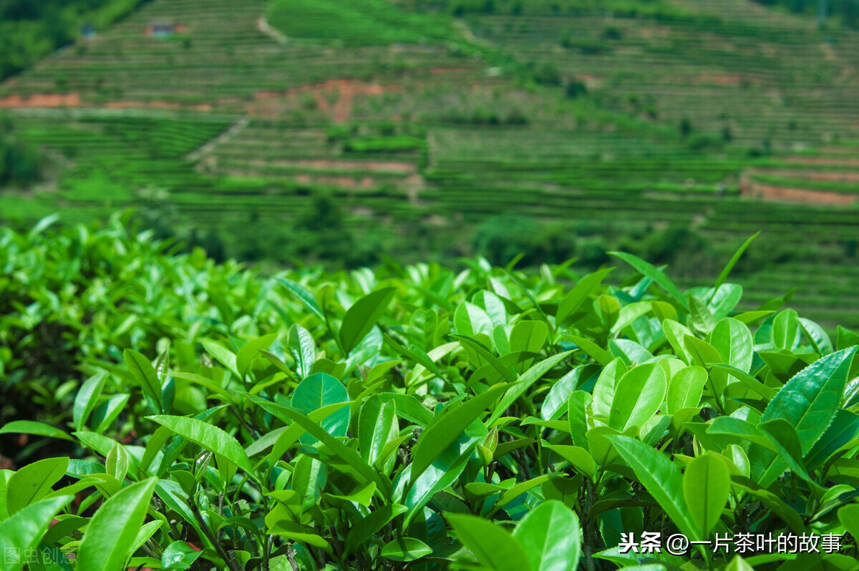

{"left": 1, "top": 220, "right": 858, "bottom": 569}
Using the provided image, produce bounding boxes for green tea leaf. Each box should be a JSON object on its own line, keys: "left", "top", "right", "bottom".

{"left": 666, "top": 366, "right": 707, "bottom": 414}
{"left": 446, "top": 513, "right": 531, "bottom": 571}
{"left": 161, "top": 541, "right": 202, "bottom": 570}
{"left": 77, "top": 478, "right": 158, "bottom": 571}
{"left": 557, "top": 267, "right": 614, "bottom": 324}
{"left": 277, "top": 277, "right": 324, "bottom": 320}
{"left": 412, "top": 384, "right": 506, "bottom": 483}
{"left": 340, "top": 287, "right": 396, "bottom": 353}
{"left": 608, "top": 363, "right": 666, "bottom": 432}
{"left": 761, "top": 346, "right": 857, "bottom": 455}
{"left": 73, "top": 373, "right": 107, "bottom": 431}
{"left": 713, "top": 232, "right": 758, "bottom": 292}
{"left": 0, "top": 495, "right": 72, "bottom": 571}
{"left": 124, "top": 349, "right": 162, "bottom": 413}
{"left": 607, "top": 435, "right": 698, "bottom": 540}
{"left": 292, "top": 372, "right": 350, "bottom": 441}
{"left": 288, "top": 324, "right": 316, "bottom": 379}
{"left": 510, "top": 320, "right": 549, "bottom": 354}
{"left": 236, "top": 333, "right": 278, "bottom": 377}
{"left": 380, "top": 537, "right": 433, "bottom": 562}
{"left": 683, "top": 453, "right": 730, "bottom": 537}
{"left": 0, "top": 421, "right": 74, "bottom": 442}
{"left": 147, "top": 415, "right": 253, "bottom": 473}
{"left": 6, "top": 456, "right": 69, "bottom": 514}
{"left": 512, "top": 500, "right": 582, "bottom": 571}
{"left": 609, "top": 252, "right": 688, "bottom": 310}
{"left": 359, "top": 395, "right": 397, "bottom": 466}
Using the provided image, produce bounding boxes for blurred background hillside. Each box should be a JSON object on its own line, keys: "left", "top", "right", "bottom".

{"left": 0, "top": 0, "right": 858, "bottom": 330}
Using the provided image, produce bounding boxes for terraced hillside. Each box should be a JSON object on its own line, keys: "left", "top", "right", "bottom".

{"left": 1, "top": 0, "right": 858, "bottom": 330}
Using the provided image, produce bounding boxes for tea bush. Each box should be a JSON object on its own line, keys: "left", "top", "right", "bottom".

{"left": 1, "top": 218, "right": 858, "bottom": 570}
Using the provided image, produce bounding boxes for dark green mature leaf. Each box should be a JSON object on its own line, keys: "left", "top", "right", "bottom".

{"left": 761, "top": 347, "right": 857, "bottom": 455}
{"left": 683, "top": 453, "right": 730, "bottom": 538}
{"left": 0, "top": 495, "right": 72, "bottom": 571}
{"left": 759, "top": 419, "right": 814, "bottom": 485}
{"left": 805, "top": 410, "right": 859, "bottom": 469}
{"left": 77, "top": 478, "right": 158, "bottom": 571}
{"left": 838, "top": 505, "right": 859, "bottom": 544}
{"left": 512, "top": 500, "right": 582, "bottom": 571}
{"left": 446, "top": 513, "right": 532, "bottom": 571}
{"left": 277, "top": 406, "right": 389, "bottom": 495}
{"left": 609, "top": 252, "right": 688, "bottom": 310}
{"left": 411, "top": 384, "right": 506, "bottom": 483}
{"left": 340, "top": 287, "right": 396, "bottom": 353}
{"left": 344, "top": 504, "right": 408, "bottom": 556}
{"left": 607, "top": 435, "right": 699, "bottom": 539}
{"left": 292, "top": 372, "right": 350, "bottom": 441}
{"left": 731, "top": 476, "right": 806, "bottom": 533}
{"left": 147, "top": 415, "right": 254, "bottom": 473}
{"left": 380, "top": 537, "right": 433, "bottom": 562}
{"left": 124, "top": 349, "right": 163, "bottom": 413}
{"left": 6, "top": 457, "right": 68, "bottom": 514}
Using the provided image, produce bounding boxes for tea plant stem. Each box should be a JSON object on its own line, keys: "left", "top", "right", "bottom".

{"left": 189, "top": 497, "right": 243, "bottom": 571}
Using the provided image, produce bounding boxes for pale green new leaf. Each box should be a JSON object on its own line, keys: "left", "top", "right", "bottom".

{"left": 77, "top": 478, "right": 158, "bottom": 571}
{"left": 147, "top": 415, "right": 253, "bottom": 473}
{"left": 683, "top": 453, "right": 730, "bottom": 538}
{"left": 0, "top": 495, "right": 72, "bottom": 571}
{"left": 512, "top": 500, "right": 582, "bottom": 571}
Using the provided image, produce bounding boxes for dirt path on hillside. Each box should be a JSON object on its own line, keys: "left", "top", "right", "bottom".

{"left": 187, "top": 116, "right": 249, "bottom": 162}
{"left": 257, "top": 16, "right": 287, "bottom": 45}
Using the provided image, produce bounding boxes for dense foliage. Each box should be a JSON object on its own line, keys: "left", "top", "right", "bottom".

{"left": 2, "top": 218, "right": 859, "bottom": 570}
{"left": 0, "top": 0, "right": 143, "bottom": 80}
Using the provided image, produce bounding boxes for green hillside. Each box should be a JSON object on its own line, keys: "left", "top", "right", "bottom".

{"left": 0, "top": 0, "right": 858, "bottom": 331}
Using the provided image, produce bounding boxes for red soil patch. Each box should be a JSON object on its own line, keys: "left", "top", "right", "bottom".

{"left": 106, "top": 100, "right": 212, "bottom": 111}
{"left": 0, "top": 93, "right": 81, "bottom": 108}
{"left": 430, "top": 67, "right": 471, "bottom": 74}
{"left": 295, "top": 173, "right": 375, "bottom": 189}
{"left": 0, "top": 92, "right": 211, "bottom": 112}
{"left": 250, "top": 79, "right": 401, "bottom": 122}
{"left": 743, "top": 181, "right": 856, "bottom": 206}
{"left": 694, "top": 74, "right": 750, "bottom": 86}
{"left": 277, "top": 159, "right": 414, "bottom": 174}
